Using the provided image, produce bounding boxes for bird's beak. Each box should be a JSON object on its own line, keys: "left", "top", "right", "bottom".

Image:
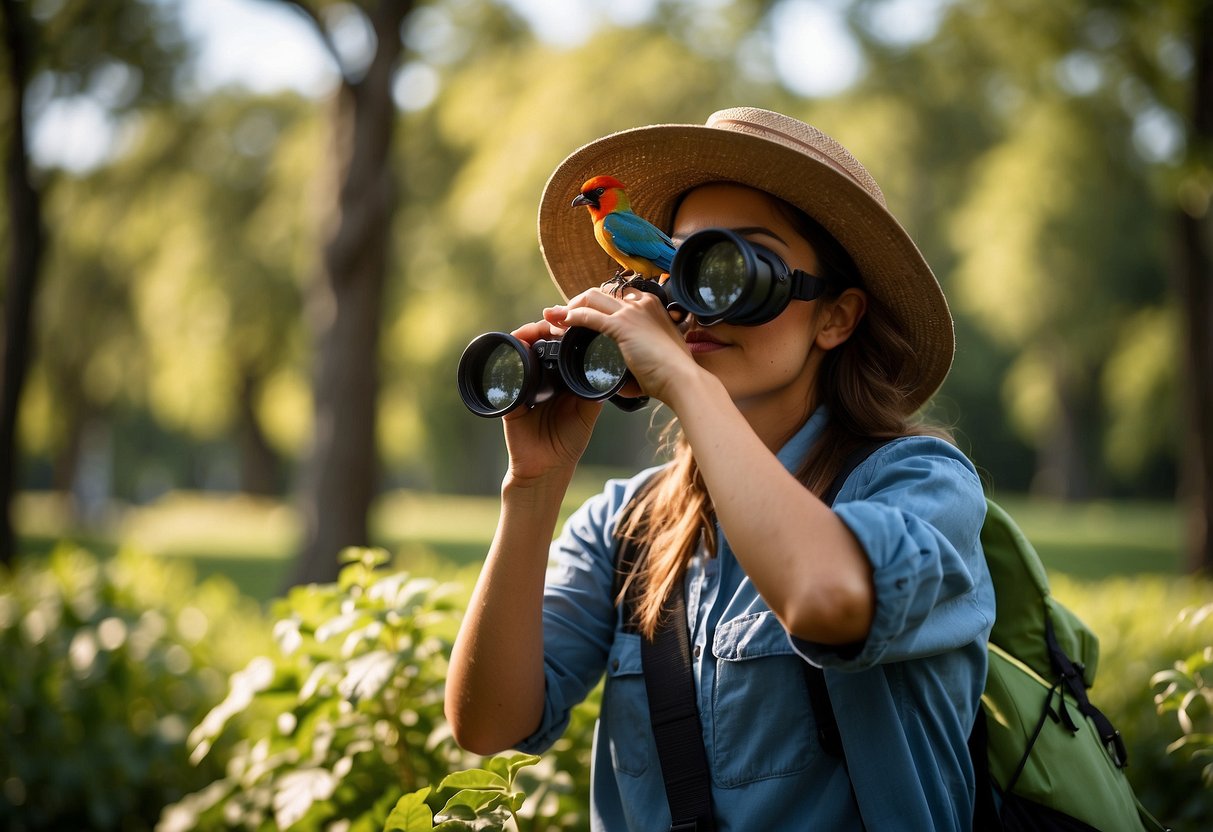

{"left": 572, "top": 193, "right": 597, "bottom": 209}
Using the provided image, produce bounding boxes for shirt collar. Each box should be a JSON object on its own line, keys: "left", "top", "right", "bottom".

{"left": 774, "top": 404, "right": 829, "bottom": 473}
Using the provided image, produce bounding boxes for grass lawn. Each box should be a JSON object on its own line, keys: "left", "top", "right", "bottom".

{"left": 988, "top": 493, "right": 1185, "bottom": 579}
{"left": 14, "top": 480, "right": 1187, "bottom": 604}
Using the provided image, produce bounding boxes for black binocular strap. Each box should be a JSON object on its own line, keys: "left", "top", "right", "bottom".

{"left": 622, "top": 439, "right": 892, "bottom": 831}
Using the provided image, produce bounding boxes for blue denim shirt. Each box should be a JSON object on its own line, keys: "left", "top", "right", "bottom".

{"left": 517, "top": 407, "right": 995, "bottom": 830}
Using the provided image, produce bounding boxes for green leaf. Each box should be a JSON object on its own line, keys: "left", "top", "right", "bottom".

{"left": 491, "top": 752, "right": 540, "bottom": 786}
{"left": 339, "top": 546, "right": 390, "bottom": 568}
{"left": 338, "top": 650, "right": 399, "bottom": 703}
{"left": 272, "top": 768, "right": 337, "bottom": 829}
{"left": 437, "top": 769, "right": 509, "bottom": 792}
{"left": 439, "top": 790, "right": 507, "bottom": 814}
{"left": 384, "top": 789, "right": 433, "bottom": 832}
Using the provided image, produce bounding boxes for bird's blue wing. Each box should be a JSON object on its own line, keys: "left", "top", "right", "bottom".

{"left": 602, "top": 212, "right": 676, "bottom": 272}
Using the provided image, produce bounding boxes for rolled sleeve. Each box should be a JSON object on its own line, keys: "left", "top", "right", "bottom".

{"left": 793, "top": 437, "right": 992, "bottom": 670}
{"left": 516, "top": 468, "right": 661, "bottom": 753}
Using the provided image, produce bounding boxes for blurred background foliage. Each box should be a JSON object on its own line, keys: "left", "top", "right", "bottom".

{"left": 5, "top": 0, "right": 1206, "bottom": 520}
{"left": 2, "top": 0, "right": 1213, "bottom": 827}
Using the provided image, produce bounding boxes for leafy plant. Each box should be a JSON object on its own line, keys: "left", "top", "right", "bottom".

{"left": 0, "top": 545, "right": 268, "bottom": 831}
{"left": 383, "top": 753, "right": 538, "bottom": 831}
{"left": 1152, "top": 603, "right": 1213, "bottom": 787}
{"left": 1053, "top": 576, "right": 1213, "bottom": 826}
{"left": 160, "top": 547, "right": 470, "bottom": 830}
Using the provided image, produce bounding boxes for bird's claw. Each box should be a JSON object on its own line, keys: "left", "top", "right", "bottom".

{"left": 602, "top": 270, "right": 637, "bottom": 296}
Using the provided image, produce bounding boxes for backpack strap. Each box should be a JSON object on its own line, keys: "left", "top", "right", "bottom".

{"left": 619, "top": 438, "right": 893, "bottom": 830}
{"left": 641, "top": 577, "right": 716, "bottom": 832}
{"left": 1045, "top": 616, "right": 1129, "bottom": 768}
{"left": 617, "top": 489, "right": 715, "bottom": 830}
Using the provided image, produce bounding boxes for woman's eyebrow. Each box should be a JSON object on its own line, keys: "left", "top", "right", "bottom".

{"left": 671, "top": 226, "right": 790, "bottom": 247}
{"left": 734, "top": 226, "right": 789, "bottom": 246}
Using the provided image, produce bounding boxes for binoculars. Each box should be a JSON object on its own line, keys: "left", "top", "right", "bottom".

{"left": 458, "top": 326, "right": 642, "bottom": 418}
{"left": 457, "top": 228, "right": 831, "bottom": 417}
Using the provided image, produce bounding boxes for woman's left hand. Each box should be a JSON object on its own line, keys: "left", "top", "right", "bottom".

{"left": 546, "top": 285, "right": 701, "bottom": 404}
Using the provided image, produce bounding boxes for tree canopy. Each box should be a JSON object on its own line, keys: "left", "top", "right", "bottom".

{"left": 6, "top": 0, "right": 1210, "bottom": 571}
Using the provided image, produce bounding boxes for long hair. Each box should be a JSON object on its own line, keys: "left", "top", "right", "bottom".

{"left": 616, "top": 196, "right": 952, "bottom": 639}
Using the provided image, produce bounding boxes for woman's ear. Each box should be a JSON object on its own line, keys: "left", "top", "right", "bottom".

{"left": 815, "top": 288, "right": 867, "bottom": 350}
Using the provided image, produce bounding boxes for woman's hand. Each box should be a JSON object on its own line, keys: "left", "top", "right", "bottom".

{"left": 547, "top": 285, "right": 703, "bottom": 406}
{"left": 500, "top": 318, "right": 604, "bottom": 488}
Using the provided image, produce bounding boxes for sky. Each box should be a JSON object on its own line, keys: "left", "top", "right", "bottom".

{"left": 30, "top": 0, "right": 951, "bottom": 172}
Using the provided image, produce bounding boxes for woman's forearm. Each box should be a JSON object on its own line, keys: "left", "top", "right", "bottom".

{"left": 445, "top": 473, "right": 569, "bottom": 754}
{"left": 668, "top": 372, "right": 875, "bottom": 644}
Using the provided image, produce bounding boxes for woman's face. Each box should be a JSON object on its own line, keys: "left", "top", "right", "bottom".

{"left": 671, "top": 183, "right": 831, "bottom": 426}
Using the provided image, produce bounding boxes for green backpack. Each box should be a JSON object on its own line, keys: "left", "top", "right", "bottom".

{"left": 976, "top": 499, "right": 1169, "bottom": 830}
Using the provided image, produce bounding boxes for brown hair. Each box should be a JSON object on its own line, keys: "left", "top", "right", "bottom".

{"left": 615, "top": 195, "right": 952, "bottom": 639}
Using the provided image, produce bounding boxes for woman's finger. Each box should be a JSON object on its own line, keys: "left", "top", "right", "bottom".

{"left": 510, "top": 319, "right": 561, "bottom": 343}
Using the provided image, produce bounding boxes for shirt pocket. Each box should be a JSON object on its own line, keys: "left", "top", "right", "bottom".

{"left": 711, "top": 609, "right": 819, "bottom": 787}
{"left": 602, "top": 632, "right": 654, "bottom": 777}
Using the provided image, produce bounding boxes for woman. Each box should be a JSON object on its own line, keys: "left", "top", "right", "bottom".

{"left": 446, "top": 107, "right": 995, "bottom": 830}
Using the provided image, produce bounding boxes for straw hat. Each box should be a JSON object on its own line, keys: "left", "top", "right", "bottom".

{"left": 536, "top": 106, "right": 954, "bottom": 412}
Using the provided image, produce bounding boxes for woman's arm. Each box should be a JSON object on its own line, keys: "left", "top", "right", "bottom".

{"left": 445, "top": 317, "right": 603, "bottom": 755}
{"left": 669, "top": 372, "right": 875, "bottom": 644}
{"left": 445, "top": 472, "right": 570, "bottom": 755}
{"left": 554, "top": 289, "right": 874, "bottom": 645}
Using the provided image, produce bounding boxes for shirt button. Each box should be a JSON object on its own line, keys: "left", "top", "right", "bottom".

{"left": 611, "top": 659, "right": 620, "bottom": 671}
{"left": 693, "top": 645, "right": 702, "bottom": 659}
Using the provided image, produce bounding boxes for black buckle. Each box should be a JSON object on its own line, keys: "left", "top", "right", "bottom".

{"left": 1105, "top": 729, "right": 1129, "bottom": 769}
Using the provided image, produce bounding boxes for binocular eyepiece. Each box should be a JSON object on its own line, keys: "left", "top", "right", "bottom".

{"left": 457, "top": 228, "right": 832, "bottom": 417}
{"left": 666, "top": 227, "right": 830, "bottom": 326}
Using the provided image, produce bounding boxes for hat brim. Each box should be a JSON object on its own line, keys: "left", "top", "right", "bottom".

{"left": 537, "top": 123, "right": 954, "bottom": 412}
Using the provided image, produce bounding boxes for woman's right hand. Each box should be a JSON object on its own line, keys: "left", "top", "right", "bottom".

{"left": 499, "top": 318, "right": 605, "bottom": 488}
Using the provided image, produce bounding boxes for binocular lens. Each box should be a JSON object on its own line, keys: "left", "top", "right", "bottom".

{"left": 670, "top": 227, "right": 823, "bottom": 326}
{"left": 458, "top": 332, "right": 542, "bottom": 417}
{"left": 558, "top": 327, "right": 630, "bottom": 400}
{"left": 582, "top": 333, "right": 628, "bottom": 393}
{"left": 693, "top": 240, "right": 747, "bottom": 314}
{"left": 482, "top": 342, "right": 525, "bottom": 410}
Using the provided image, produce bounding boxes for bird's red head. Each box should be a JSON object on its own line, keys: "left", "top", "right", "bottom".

{"left": 573, "top": 175, "right": 630, "bottom": 219}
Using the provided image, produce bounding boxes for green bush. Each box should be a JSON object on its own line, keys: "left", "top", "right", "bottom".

{"left": 0, "top": 545, "right": 271, "bottom": 831}
{"left": 1152, "top": 602, "right": 1213, "bottom": 789}
{"left": 162, "top": 547, "right": 599, "bottom": 831}
{"left": 1053, "top": 575, "right": 1213, "bottom": 827}
{"left": 161, "top": 548, "right": 473, "bottom": 830}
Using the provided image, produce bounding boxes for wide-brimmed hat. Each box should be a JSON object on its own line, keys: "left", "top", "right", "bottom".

{"left": 536, "top": 106, "right": 954, "bottom": 412}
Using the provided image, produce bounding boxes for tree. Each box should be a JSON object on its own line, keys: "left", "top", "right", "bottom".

{"left": 104, "top": 96, "right": 314, "bottom": 497}
{"left": 1174, "top": 2, "right": 1212, "bottom": 572}
{"left": 1, "top": 0, "right": 44, "bottom": 563}
{"left": 846, "top": 0, "right": 1210, "bottom": 547}
{"left": 0, "top": 0, "right": 185, "bottom": 563}
{"left": 278, "top": 0, "right": 416, "bottom": 586}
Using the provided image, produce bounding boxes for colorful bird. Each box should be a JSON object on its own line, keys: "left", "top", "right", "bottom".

{"left": 572, "top": 175, "right": 675, "bottom": 286}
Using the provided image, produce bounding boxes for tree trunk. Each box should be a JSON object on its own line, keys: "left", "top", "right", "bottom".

{"left": 236, "top": 368, "right": 283, "bottom": 496}
{"left": 1031, "top": 351, "right": 1092, "bottom": 501}
{"left": 290, "top": 1, "right": 411, "bottom": 587}
{"left": 0, "top": 0, "right": 44, "bottom": 565}
{"left": 1177, "top": 2, "right": 1213, "bottom": 574}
